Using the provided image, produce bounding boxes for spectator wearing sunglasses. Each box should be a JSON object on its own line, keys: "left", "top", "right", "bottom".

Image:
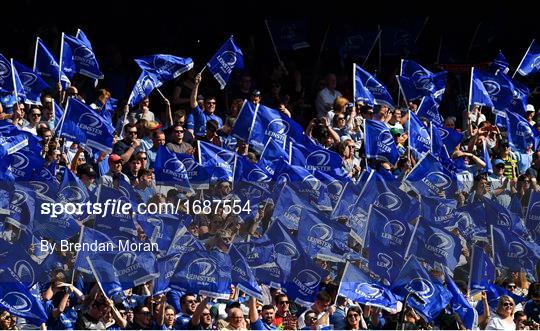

{"left": 165, "top": 123, "right": 193, "bottom": 154}
{"left": 487, "top": 295, "right": 516, "bottom": 330}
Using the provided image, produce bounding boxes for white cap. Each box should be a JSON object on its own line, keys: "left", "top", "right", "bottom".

{"left": 526, "top": 104, "right": 535, "bottom": 113}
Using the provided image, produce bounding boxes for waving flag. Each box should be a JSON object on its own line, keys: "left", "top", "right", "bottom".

{"left": 207, "top": 36, "right": 244, "bottom": 89}
{"left": 235, "top": 155, "right": 271, "bottom": 183}
{"left": 230, "top": 244, "right": 263, "bottom": 300}
{"left": 154, "top": 146, "right": 191, "bottom": 191}
{"left": 404, "top": 152, "right": 457, "bottom": 198}
{"left": 167, "top": 226, "right": 205, "bottom": 257}
{"left": 401, "top": 59, "right": 432, "bottom": 78}
{"left": 416, "top": 96, "right": 443, "bottom": 126}
{"left": 33, "top": 194, "right": 80, "bottom": 243}
{"left": 127, "top": 70, "right": 160, "bottom": 107}
{"left": 198, "top": 140, "right": 236, "bottom": 182}
{"left": 354, "top": 64, "right": 394, "bottom": 107}
{"left": 290, "top": 138, "right": 345, "bottom": 177}
{"left": 0, "top": 124, "right": 32, "bottom": 158}
{"left": 391, "top": 256, "right": 453, "bottom": 322}
{"left": 60, "top": 32, "right": 103, "bottom": 80}
{"left": 367, "top": 205, "right": 415, "bottom": 253}
{"left": 445, "top": 272, "right": 477, "bottom": 330}
{"left": 515, "top": 39, "right": 540, "bottom": 76}
{"left": 272, "top": 183, "right": 316, "bottom": 231}
{"left": 283, "top": 251, "right": 329, "bottom": 307}
{"left": 409, "top": 110, "right": 431, "bottom": 155}
{"left": 490, "top": 51, "right": 510, "bottom": 74}
{"left": 0, "top": 141, "right": 44, "bottom": 181}
{"left": 432, "top": 123, "right": 463, "bottom": 156}
{"left": 505, "top": 110, "right": 538, "bottom": 152}
{"left": 12, "top": 60, "right": 49, "bottom": 105}
{"left": 0, "top": 266, "right": 48, "bottom": 324}
{"left": 364, "top": 119, "right": 399, "bottom": 164}
{"left": 265, "top": 19, "right": 310, "bottom": 51}
{"left": 258, "top": 137, "right": 289, "bottom": 176}
{"left": 481, "top": 140, "right": 493, "bottom": 174}
{"left": 137, "top": 213, "right": 181, "bottom": 255}
{"left": 338, "top": 262, "right": 398, "bottom": 310}
{"left": 411, "top": 221, "right": 462, "bottom": 273}
{"left": 492, "top": 226, "right": 539, "bottom": 273}
{"left": 135, "top": 54, "right": 193, "bottom": 81}
{"left": 473, "top": 68, "right": 514, "bottom": 116}
{"left": 469, "top": 244, "right": 495, "bottom": 292}
{"left": 170, "top": 250, "right": 232, "bottom": 299}
{"left": 525, "top": 191, "right": 540, "bottom": 245}
{"left": 396, "top": 72, "right": 446, "bottom": 103}
{"left": 33, "top": 37, "right": 70, "bottom": 86}
{"left": 74, "top": 227, "right": 115, "bottom": 274}
{"left": 93, "top": 184, "right": 137, "bottom": 242}
{"left": 177, "top": 153, "right": 211, "bottom": 189}
{"left": 59, "top": 98, "right": 115, "bottom": 152}
{"left": 469, "top": 67, "right": 494, "bottom": 108}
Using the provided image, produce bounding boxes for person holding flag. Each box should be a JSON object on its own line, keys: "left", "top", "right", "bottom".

{"left": 189, "top": 73, "right": 223, "bottom": 137}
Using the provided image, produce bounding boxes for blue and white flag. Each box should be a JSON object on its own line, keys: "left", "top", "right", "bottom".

{"left": 235, "top": 238, "right": 276, "bottom": 269}
{"left": 265, "top": 19, "right": 310, "bottom": 51}
{"left": 505, "top": 110, "right": 538, "bottom": 152}
{"left": 177, "top": 153, "right": 211, "bottom": 189}
{"left": 364, "top": 119, "right": 399, "bottom": 164}
{"left": 481, "top": 140, "right": 493, "bottom": 174}
{"left": 0, "top": 266, "right": 48, "bottom": 324}
{"left": 33, "top": 194, "right": 80, "bottom": 243}
{"left": 85, "top": 254, "right": 124, "bottom": 298}
{"left": 0, "top": 54, "right": 22, "bottom": 99}
{"left": 34, "top": 37, "right": 70, "bottom": 86}
{"left": 412, "top": 221, "right": 462, "bottom": 273}
{"left": 166, "top": 227, "right": 205, "bottom": 257}
{"left": 0, "top": 125, "right": 32, "bottom": 158}
{"left": 416, "top": 95, "right": 443, "bottom": 126}
{"left": 258, "top": 137, "right": 289, "bottom": 176}
{"left": 525, "top": 191, "right": 540, "bottom": 245}
{"left": 4, "top": 184, "right": 35, "bottom": 233}
{"left": 154, "top": 146, "right": 191, "bottom": 191}
{"left": 0, "top": 144, "right": 44, "bottom": 181}
{"left": 57, "top": 167, "right": 90, "bottom": 204}
{"left": 391, "top": 256, "right": 453, "bottom": 322}
{"left": 409, "top": 110, "right": 431, "bottom": 155}
{"left": 127, "top": 70, "right": 160, "bottom": 107}
{"left": 59, "top": 98, "right": 115, "bottom": 152}
{"left": 401, "top": 59, "right": 431, "bottom": 79}
{"left": 170, "top": 250, "right": 232, "bottom": 299}
{"left": 404, "top": 152, "right": 457, "bottom": 198}
{"left": 154, "top": 254, "right": 181, "bottom": 295}
{"left": 282, "top": 252, "right": 329, "bottom": 307}
{"left": 137, "top": 213, "right": 181, "bottom": 256}
{"left": 232, "top": 101, "right": 305, "bottom": 153}
{"left": 0, "top": 240, "right": 45, "bottom": 288}
{"left": 198, "top": 140, "right": 236, "bottom": 182}
{"left": 271, "top": 183, "right": 316, "bottom": 231}
{"left": 473, "top": 68, "right": 514, "bottom": 116}
{"left": 73, "top": 227, "right": 115, "bottom": 274}
{"left": 421, "top": 196, "right": 457, "bottom": 228}
{"left": 207, "top": 36, "right": 244, "bottom": 89}
{"left": 338, "top": 262, "right": 398, "bottom": 310}
{"left": 61, "top": 32, "right": 104, "bottom": 80}
{"left": 367, "top": 205, "right": 415, "bottom": 254}
{"left": 12, "top": 60, "right": 49, "bottom": 105}
{"left": 368, "top": 236, "right": 405, "bottom": 284}
{"left": 469, "top": 244, "right": 495, "bottom": 292}
{"left": 515, "top": 39, "right": 540, "bottom": 76}
{"left": 297, "top": 208, "right": 350, "bottom": 262}
{"left": 445, "top": 272, "right": 477, "bottom": 330}
{"left": 354, "top": 64, "right": 394, "bottom": 107}
{"left": 230, "top": 244, "right": 263, "bottom": 300}
{"left": 484, "top": 196, "right": 517, "bottom": 232}
{"left": 290, "top": 138, "right": 345, "bottom": 177}
{"left": 490, "top": 51, "right": 510, "bottom": 74}
{"left": 134, "top": 54, "right": 194, "bottom": 82}
{"left": 492, "top": 226, "right": 539, "bottom": 273}
{"left": 235, "top": 155, "right": 271, "bottom": 183}
{"left": 432, "top": 123, "right": 463, "bottom": 156}
{"left": 396, "top": 72, "right": 447, "bottom": 103}
{"left": 470, "top": 67, "right": 495, "bottom": 108}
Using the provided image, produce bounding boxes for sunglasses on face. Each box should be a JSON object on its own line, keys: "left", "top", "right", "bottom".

{"left": 502, "top": 302, "right": 514, "bottom": 307}
{"left": 277, "top": 301, "right": 289, "bottom": 305}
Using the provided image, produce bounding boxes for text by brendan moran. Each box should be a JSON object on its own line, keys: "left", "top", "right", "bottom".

{"left": 40, "top": 240, "right": 159, "bottom": 253}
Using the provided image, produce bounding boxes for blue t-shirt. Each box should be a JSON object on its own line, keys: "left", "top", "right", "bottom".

{"left": 250, "top": 319, "right": 278, "bottom": 330}
{"left": 191, "top": 105, "right": 223, "bottom": 136}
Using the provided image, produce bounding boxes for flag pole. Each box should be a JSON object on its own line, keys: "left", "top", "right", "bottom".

{"left": 512, "top": 39, "right": 535, "bottom": 78}
{"left": 264, "top": 20, "right": 288, "bottom": 75}
{"left": 197, "top": 65, "right": 207, "bottom": 76}
{"left": 466, "top": 22, "right": 481, "bottom": 61}
{"left": 86, "top": 256, "right": 109, "bottom": 300}
{"left": 352, "top": 63, "right": 356, "bottom": 104}
{"left": 59, "top": 33, "right": 65, "bottom": 85}
{"left": 468, "top": 67, "right": 474, "bottom": 114}
{"left": 155, "top": 88, "right": 168, "bottom": 101}
{"left": 33, "top": 37, "right": 39, "bottom": 71}
{"left": 467, "top": 244, "right": 476, "bottom": 292}
{"left": 10, "top": 58, "right": 19, "bottom": 105}
{"left": 362, "top": 30, "right": 381, "bottom": 67}
{"left": 404, "top": 214, "right": 420, "bottom": 259}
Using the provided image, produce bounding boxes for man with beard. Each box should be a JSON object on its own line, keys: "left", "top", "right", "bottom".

{"left": 248, "top": 296, "right": 278, "bottom": 330}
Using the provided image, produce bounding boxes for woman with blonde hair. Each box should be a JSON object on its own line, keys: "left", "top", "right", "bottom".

{"left": 486, "top": 295, "right": 516, "bottom": 330}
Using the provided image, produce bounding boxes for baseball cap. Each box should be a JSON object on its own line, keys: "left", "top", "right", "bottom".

{"left": 108, "top": 154, "right": 122, "bottom": 164}
{"left": 526, "top": 104, "right": 536, "bottom": 113}
{"left": 390, "top": 127, "right": 405, "bottom": 137}
{"left": 493, "top": 159, "right": 505, "bottom": 167}
{"left": 251, "top": 89, "right": 261, "bottom": 97}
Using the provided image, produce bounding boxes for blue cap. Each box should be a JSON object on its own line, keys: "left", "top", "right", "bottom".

{"left": 493, "top": 159, "right": 505, "bottom": 166}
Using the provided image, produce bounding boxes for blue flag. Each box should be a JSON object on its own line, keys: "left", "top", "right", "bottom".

{"left": 272, "top": 183, "right": 316, "bottom": 231}
{"left": 61, "top": 32, "right": 104, "bottom": 80}
{"left": 364, "top": 119, "right": 399, "bottom": 164}
{"left": 166, "top": 226, "right": 204, "bottom": 257}
{"left": 525, "top": 191, "right": 540, "bottom": 245}
{"left": 516, "top": 39, "right": 540, "bottom": 76}
{"left": 505, "top": 110, "right": 538, "bottom": 152}
{"left": 12, "top": 60, "right": 50, "bottom": 105}
{"left": 445, "top": 272, "right": 477, "bottom": 330}
{"left": 198, "top": 140, "right": 236, "bottom": 182}
{"left": 432, "top": 123, "right": 463, "bottom": 157}
{"left": 409, "top": 110, "right": 431, "bottom": 155}
{"left": 368, "top": 236, "right": 405, "bottom": 284}
{"left": 354, "top": 64, "right": 394, "bottom": 107}
{"left": 60, "top": 98, "right": 115, "bottom": 152}
{"left": 338, "top": 262, "right": 398, "bottom": 310}
{"left": 0, "top": 266, "right": 48, "bottom": 324}
{"left": 282, "top": 252, "right": 329, "bottom": 307}
{"left": 367, "top": 205, "right": 415, "bottom": 254}
{"left": 137, "top": 213, "right": 181, "bottom": 256}
{"left": 490, "top": 51, "right": 510, "bottom": 74}
{"left": 416, "top": 95, "right": 443, "bottom": 126}
{"left": 127, "top": 70, "right": 160, "bottom": 107}
{"left": 469, "top": 244, "right": 495, "bottom": 292}
{"left": 33, "top": 194, "right": 80, "bottom": 243}
{"left": 177, "top": 153, "right": 212, "bottom": 189}
{"left": 290, "top": 139, "right": 345, "bottom": 177}
{"left": 411, "top": 221, "right": 462, "bottom": 273}
{"left": 93, "top": 184, "right": 137, "bottom": 242}
{"left": 297, "top": 208, "right": 350, "bottom": 262}
{"left": 0, "top": 124, "right": 33, "bottom": 158}
{"left": 258, "top": 137, "right": 289, "bottom": 176}
{"left": 154, "top": 146, "right": 191, "bottom": 191}
{"left": 207, "top": 36, "right": 244, "bottom": 89}
{"left": 170, "top": 249, "right": 232, "bottom": 299}
{"left": 34, "top": 37, "right": 70, "bottom": 87}
{"left": 86, "top": 254, "right": 124, "bottom": 298}
{"left": 57, "top": 167, "right": 90, "bottom": 204}
{"left": 470, "top": 67, "right": 495, "bottom": 108}
{"left": 73, "top": 227, "right": 115, "bottom": 274}
{"left": 481, "top": 140, "right": 493, "bottom": 174}
{"left": 230, "top": 244, "right": 263, "bottom": 300}
{"left": 473, "top": 68, "right": 515, "bottom": 116}
{"left": 492, "top": 226, "right": 539, "bottom": 273}
{"left": 154, "top": 254, "right": 181, "bottom": 295}
{"left": 404, "top": 153, "right": 457, "bottom": 198}
{"left": 235, "top": 155, "right": 271, "bottom": 183}
{"left": 420, "top": 196, "right": 457, "bottom": 228}
{"left": 4, "top": 183, "right": 36, "bottom": 233}
{"left": 484, "top": 195, "right": 517, "bottom": 232}
{"left": 134, "top": 54, "right": 194, "bottom": 82}
{"left": 265, "top": 19, "right": 310, "bottom": 51}
{"left": 391, "top": 256, "right": 453, "bottom": 322}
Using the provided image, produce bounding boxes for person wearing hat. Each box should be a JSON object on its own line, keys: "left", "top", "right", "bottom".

{"left": 250, "top": 89, "right": 261, "bottom": 105}
{"left": 190, "top": 73, "right": 223, "bottom": 136}
{"left": 390, "top": 127, "right": 407, "bottom": 156}
{"left": 77, "top": 163, "right": 97, "bottom": 192}
{"left": 97, "top": 154, "right": 130, "bottom": 187}
{"left": 498, "top": 140, "right": 518, "bottom": 180}
{"left": 526, "top": 104, "right": 536, "bottom": 125}
{"left": 488, "top": 158, "right": 513, "bottom": 207}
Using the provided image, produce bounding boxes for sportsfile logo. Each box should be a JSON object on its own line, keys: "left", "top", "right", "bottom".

{"left": 425, "top": 232, "right": 453, "bottom": 258}
{"left": 186, "top": 258, "right": 217, "bottom": 283}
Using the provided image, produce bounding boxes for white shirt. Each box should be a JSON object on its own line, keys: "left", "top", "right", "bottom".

{"left": 486, "top": 315, "right": 516, "bottom": 330}
{"left": 315, "top": 88, "right": 342, "bottom": 118}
